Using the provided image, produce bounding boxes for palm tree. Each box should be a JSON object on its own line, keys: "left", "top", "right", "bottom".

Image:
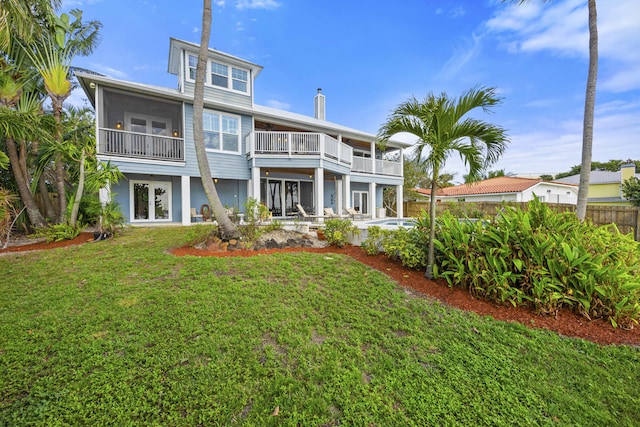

{"left": 192, "top": 0, "right": 238, "bottom": 240}
{"left": 25, "top": 9, "right": 101, "bottom": 223}
{"left": 379, "top": 87, "right": 509, "bottom": 278}
{"left": 505, "top": 0, "right": 597, "bottom": 220}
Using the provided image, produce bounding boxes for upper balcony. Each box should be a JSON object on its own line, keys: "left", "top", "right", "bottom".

{"left": 95, "top": 88, "right": 184, "bottom": 163}
{"left": 247, "top": 131, "right": 402, "bottom": 177}
{"left": 248, "top": 131, "right": 353, "bottom": 165}
{"left": 98, "top": 128, "right": 184, "bottom": 162}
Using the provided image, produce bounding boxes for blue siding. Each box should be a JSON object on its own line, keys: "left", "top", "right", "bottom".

{"left": 183, "top": 104, "right": 252, "bottom": 180}
{"left": 183, "top": 81, "right": 252, "bottom": 109}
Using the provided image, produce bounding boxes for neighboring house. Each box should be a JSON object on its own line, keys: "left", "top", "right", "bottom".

{"left": 554, "top": 164, "right": 639, "bottom": 206}
{"left": 416, "top": 176, "right": 578, "bottom": 204}
{"left": 76, "top": 38, "right": 409, "bottom": 225}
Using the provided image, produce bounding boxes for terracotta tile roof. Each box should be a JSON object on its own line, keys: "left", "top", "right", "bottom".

{"left": 417, "top": 176, "right": 545, "bottom": 196}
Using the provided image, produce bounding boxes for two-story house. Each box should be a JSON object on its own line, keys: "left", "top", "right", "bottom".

{"left": 76, "top": 38, "right": 408, "bottom": 225}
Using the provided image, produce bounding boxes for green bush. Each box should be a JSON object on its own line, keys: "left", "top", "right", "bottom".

{"left": 324, "top": 219, "right": 358, "bottom": 248}
{"left": 35, "top": 223, "right": 82, "bottom": 243}
{"left": 362, "top": 223, "right": 428, "bottom": 269}
{"left": 433, "top": 198, "right": 640, "bottom": 328}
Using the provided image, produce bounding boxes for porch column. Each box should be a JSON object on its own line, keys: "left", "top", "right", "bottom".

{"left": 369, "top": 182, "right": 377, "bottom": 219}
{"left": 335, "top": 178, "right": 343, "bottom": 214}
{"left": 370, "top": 140, "right": 376, "bottom": 174}
{"left": 250, "top": 166, "right": 261, "bottom": 200}
{"left": 396, "top": 184, "right": 404, "bottom": 218}
{"left": 315, "top": 167, "right": 324, "bottom": 219}
{"left": 181, "top": 175, "right": 191, "bottom": 225}
{"left": 343, "top": 175, "right": 351, "bottom": 210}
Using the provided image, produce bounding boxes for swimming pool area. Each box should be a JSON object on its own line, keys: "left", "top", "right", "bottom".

{"left": 346, "top": 218, "right": 416, "bottom": 246}
{"left": 364, "top": 218, "right": 417, "bottom": 227}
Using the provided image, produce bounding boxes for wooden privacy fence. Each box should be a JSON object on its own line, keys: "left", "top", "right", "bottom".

{"left": 404, "top": 201, "right": 640, "bottom": 241}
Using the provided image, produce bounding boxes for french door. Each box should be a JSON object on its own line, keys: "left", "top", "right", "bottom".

{"left": 131, "top": 180, "right": 172, "bottom": 221}
{"left": 352, "top": 191, "right": 369, "bottom": 214}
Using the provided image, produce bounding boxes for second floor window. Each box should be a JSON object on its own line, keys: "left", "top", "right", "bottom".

{"left": 186, "top": 54, "right": 250, "bottom": 94}
{"left": 211, "top": 62, "right": 228, "bottom": 88}
{"left": 188, "top": 55, "right": 197, "bottom": 80}
{"left": 203, "top": 111, "right": 240, "bottom": 153}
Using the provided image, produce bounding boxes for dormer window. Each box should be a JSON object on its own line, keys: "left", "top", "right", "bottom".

{"left": 210, "top": 62, "right": 228, "bottom": 88}
{"left": 232, "top": 68, "right": 247, "bottom": 92}
{"left": 185, "top": 52, "right": 250, "bottom": 94}
{"left": 188, "top": 55, "right": 197, "bottom": 80}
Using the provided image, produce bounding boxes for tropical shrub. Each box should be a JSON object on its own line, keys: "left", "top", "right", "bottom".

{"left": 433, "top": 198, "right": 640, "bottom": 328}
{"left": 35, "top": 223, "right": 82, "bottom": 242}
{"left": 324, "top": 219, "right": 358, "bottom": 248}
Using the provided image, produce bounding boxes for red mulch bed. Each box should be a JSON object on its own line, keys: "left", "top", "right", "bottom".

{"left": 3, "top": 235, "right": 638, "bottom": 346}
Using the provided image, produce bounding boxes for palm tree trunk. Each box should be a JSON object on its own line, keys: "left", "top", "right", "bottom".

{"left": 52, "top": 103, "right": 67, "bottom": 223}
{"left": 425, "top": 168, "right": 439, "bottom": 279}
{"left": 4, "top": 137, "right": 47, "bottom": 227}
{"left": 31, "top": 138, "right": 57, "bottom": 220}
{"left": 192, "top": 0, "right": 238, "bottom": 240}
{"left": 69, "top": 148, "right": 85, "bottom": 227}
{"left": 37, "top": 176, "right": 57, "bottom": 220}
{"left": 576, "top": 0, "right": 598, "bottom": 221}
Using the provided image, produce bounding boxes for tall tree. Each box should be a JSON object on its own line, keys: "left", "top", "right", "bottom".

{"left": 192, "top": 0, "right": 238, "bottom": 240}
{"left": 379, "top": 87, "right": 509, "bottom": 278}
{"left": 26, "top": 9, "right": 101, "bottom": 223}
{"left": 505, "top": 0, "right": 598, "bottom": 220}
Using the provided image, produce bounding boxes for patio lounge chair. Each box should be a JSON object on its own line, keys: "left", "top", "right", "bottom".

{"left": 345, "top": 207, "right": 370, "bottom": 220}
{"left": 323, "top": 207, "right": 349, "bottom": 219}
{"left": 296, "top": 203, "right": 325, "bottom": 221}
{"left": 190, "top": 207, "right": 204, "bottom": 222}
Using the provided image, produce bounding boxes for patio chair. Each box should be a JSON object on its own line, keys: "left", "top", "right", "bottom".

{"left": 323, "top": 207, "right": 349, "bottom": 219}
{"left": 296, "top": 203, "right": 325, "bottom": 221}
{"left": 345, "top": 207, "right": 370, "bottom": 220}
{"left": 190, "top": 207, "right": 204, "bottom": 222}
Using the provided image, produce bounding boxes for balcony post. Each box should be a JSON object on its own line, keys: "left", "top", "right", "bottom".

{"left": 396, "top": 184, "right": 404, "bottom": 218}
{"left": 181, "top": 176, "right": 191, "bottom": 225}
{"left": 315, "top": 167, "right": 324, "bottom": 220}
{"left": 369, "top": 182, "right": 377, "bottom": 219}
{"left": 370, "top": 140, "right": 376, "bottom": 174}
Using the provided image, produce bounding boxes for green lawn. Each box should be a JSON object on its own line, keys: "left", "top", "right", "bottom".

{"left": 1, "top": 226, "right": 639, "bottom": 426}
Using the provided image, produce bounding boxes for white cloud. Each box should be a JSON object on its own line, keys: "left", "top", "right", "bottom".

{"left": 236, "top": 0, "right": 281, "bottom": 10}
{"left": 486, "top": 0, "right": 640, "bottom": 91}
{"left": 436, "top": 33, "right": 482, "bottom": 80}
{"left": 215, "top": 0, "right": 226, "bottom": 6}
{"left": 266, "top": 100, "right": 291, "bottom": 110}
{"left": 87, "top": 63, "right": 128, "bottom": 79}
{"left": 236, "top": 21, "right": 244, "bottom": 31}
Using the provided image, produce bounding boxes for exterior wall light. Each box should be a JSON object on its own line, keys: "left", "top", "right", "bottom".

{"left": 116, "top": 121, "right": 123, "bottom": 130}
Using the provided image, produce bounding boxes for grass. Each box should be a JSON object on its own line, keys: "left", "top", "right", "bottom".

{"left": 1, "top": 226, "right": 639, "bottom": 426}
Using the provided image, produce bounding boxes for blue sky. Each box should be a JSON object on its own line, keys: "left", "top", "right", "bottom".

{"left": 63, "top": 0, "right": 639, "bottom": 182}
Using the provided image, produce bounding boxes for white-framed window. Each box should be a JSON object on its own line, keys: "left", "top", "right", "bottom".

{"left": 203, "top": 110, "right": 241, "bottom": 153}
{"left": 210, "top": 61, "right": 229, "bottom": 88}
{"left": 187, "top": 55, "right": 198, "bottom": 82}
{"left": 232, "top": 68, "right": 248, "bottom": 92}
{"left": 130, "top": 180, "right": 172, "bottom": 222}
{"left": 185, "top": 52, "right": 250, "bottom": 94}
{"left": 352, "top": 191, "right": 369, "bottom": 214}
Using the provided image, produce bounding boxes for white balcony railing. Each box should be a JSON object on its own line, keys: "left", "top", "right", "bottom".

{"left": 376, "top": 159, "right": 402, "bottom": 176}
{"left": 351, "top": 156, "right": 402, "bottom": 177}
{"left": 250, "top": 131, "right": 352, "bottom": 165}
{"left": 98, "top": 128, "right": 184, "bottom": 162}
{"left": 249, "top": 131, "right": 402, "bottom": 177}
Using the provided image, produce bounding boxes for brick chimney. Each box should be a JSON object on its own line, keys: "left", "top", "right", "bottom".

{"left": 314, "top": 88, "right": 325, "bottom": 120}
